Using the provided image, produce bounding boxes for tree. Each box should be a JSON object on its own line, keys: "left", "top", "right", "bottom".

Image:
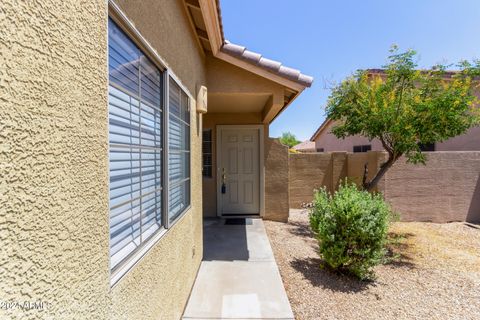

{"left": 326, "top": 46, "right": 480, "bottom": 191}
{"left": 279, "top": 131, "right": 300, "bottom": 148}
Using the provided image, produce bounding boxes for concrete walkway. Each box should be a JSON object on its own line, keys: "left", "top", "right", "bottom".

{"left": 183, "top": 218, "right": 294, "bottom": 320}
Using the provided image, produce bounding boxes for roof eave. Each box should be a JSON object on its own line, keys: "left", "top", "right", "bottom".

{"left": 199, "top": 0, "right": 313, "bottom": 92}
{"left": 310, "top": 118, "right": 332, "bottom": 141}
{"left": 198, "top": 0, "right": 223, "bottom": 55}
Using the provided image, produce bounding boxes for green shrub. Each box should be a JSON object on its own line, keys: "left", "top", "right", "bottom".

{"left": 309, "top": 182, "right": 392, "bottom": 280}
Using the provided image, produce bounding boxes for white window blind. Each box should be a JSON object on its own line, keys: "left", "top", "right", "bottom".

{"left": 108, "top": 18, "right": 164, "bottom": 273}
{"left": 202, "top": 129, "right": 213, "bottom": 177}
{"left": 168, "top": 78, "right": 191, "bottom": 222}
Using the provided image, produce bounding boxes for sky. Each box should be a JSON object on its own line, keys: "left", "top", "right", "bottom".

{"left": 220, "top": 0, "right": 480, "bottom": 141}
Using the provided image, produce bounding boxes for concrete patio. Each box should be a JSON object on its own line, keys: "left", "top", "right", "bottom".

{"left": 182, "top": 218, "right": 294, "bottom": 320}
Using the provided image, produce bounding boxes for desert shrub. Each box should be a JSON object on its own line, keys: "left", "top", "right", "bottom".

{"left": 309, "top": 182, "right": 392, "bottom": 280}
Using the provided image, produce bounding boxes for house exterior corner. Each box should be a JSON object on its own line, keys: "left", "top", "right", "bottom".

{"left": 1, "top": 0, "right": 311, "bottom": 318}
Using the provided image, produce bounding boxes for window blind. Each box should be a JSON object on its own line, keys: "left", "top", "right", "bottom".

{"left": 108, "top": 19, "right": 164, "bottom": 272}
{"left": 168, "top": 78, "right": 190, "bottom": 222}
{"left": 202, "top": 129, "right": 212, "bottom": 177}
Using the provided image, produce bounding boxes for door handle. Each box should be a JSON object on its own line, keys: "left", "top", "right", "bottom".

{"left": 221, "top": 168, "right": 226, "bottom": 194}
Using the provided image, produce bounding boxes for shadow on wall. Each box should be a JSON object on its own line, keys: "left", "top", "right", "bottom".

{"left": 467, "top": 173, "right": 480, "bottom": 223}
{"left": 288, "top": 153, "right": 337, "bottom": 208}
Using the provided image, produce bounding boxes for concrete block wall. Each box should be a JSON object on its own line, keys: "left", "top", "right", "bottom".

{"left": 288, "top": 151, "right": 480, "bottom": 223}
{"left": 264, "top": 138, "right": 290, "bottom": 222}
{"left": 384, "top": 152, "right": 480, "bottom": 222}
{"left": 288, "top": 152, "right": 333, "bottom": 208}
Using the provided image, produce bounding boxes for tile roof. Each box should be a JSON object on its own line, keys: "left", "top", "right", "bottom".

{"left": 221, "top": 40, "right": 314, "bottom": 87}
{"left": 293, "top": 140, "right": 316, "bottom": 151}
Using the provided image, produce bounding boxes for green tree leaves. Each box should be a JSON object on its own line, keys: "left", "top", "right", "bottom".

{"left": 326, "top": 47, "right": 480, "bottom": 190}
{"left": 279, "top": 131, "right": 300, "bottom": 148}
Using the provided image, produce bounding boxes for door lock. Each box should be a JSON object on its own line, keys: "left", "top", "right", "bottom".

{"left": 221, "top": 168, "right": 226, "bottom": 194}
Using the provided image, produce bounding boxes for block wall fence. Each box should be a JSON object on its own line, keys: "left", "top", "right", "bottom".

{"left": 284, "top": 151, "right": 480, "bottom": 223}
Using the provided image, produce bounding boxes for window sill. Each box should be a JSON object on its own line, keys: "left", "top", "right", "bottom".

{"left": 110, "top": 205, "right": 193, "bottom": 288}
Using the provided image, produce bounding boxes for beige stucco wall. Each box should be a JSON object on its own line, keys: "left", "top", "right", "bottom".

{"left": 264, "top": 139, "right": 289, "bottom": 222}
{"left": 206, "top": 56, "right": 286, "bottom": 122}
{"left": 1, "top": 0, "right": 204, "bottom": 319}
{"left": 207, "top": 56, "right": 285, "bottom": 98}
{"left": 314, "top": 120, "right": 480, "bottom": 152}
{"left": 1, "top": 0, "right": 110, "bottom": 319}
{"left": 114, "top": 0, "right": 206, "bottom": 94}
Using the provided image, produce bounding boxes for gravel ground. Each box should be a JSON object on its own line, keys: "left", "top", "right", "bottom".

{"left": 264, "top": 209, "right": 480, "bottom": 320}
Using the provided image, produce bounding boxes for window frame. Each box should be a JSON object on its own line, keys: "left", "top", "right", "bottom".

{"left": 419, "top": 143, "right": 435, "bottom": 152}
{"left": 166, "top": 76, "right": 192, "bottom": 226}
{"left": 353, "top": 145, "right": 372, "bottom": 153}
{"left": 108, "top": 2, "right": 193, "bottom": 286}
{"left": 202, "top": 129, "right": 213, "bottom": 178}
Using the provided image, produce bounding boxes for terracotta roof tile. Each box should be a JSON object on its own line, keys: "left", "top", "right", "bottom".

{"left": 221, "top": 40, "right": 314, "bottom": 87}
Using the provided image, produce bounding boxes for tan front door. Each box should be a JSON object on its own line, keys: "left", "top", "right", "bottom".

{"left": 218, "top": 127, "right": 260, "bottom": 215}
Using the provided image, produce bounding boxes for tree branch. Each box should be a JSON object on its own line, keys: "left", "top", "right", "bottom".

{"left": 362, "top": 162, "right": 369, "bottom": 188}
{"left": 395, "top": 77, "right": 406, "bottom": 120}
{"left": 362, "top": 136, "right": 402, "bottom": 191}
{"left": 363, "top": 156, "right": 395, "bottom": 191}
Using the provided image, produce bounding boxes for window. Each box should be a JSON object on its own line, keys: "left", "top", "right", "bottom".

{"left": 108, "top": 18, "right": 191, "bottom": 282}
{"left": 202, "top": 129, "right": 213, "bottom": 177}
{"left": 419, "top": 143, "right": 435, "bottom": 151}
{"left": 108, "top": 18, "right": 164, "bottom": 274}
{"left": 353, "top": 145, "right": 372, "bottom": 153}
{"left": 316, "top": 148, "right": 324, "bottom": 152}
{"left": 168, "top": 78, "right": 191, "bottom": 222}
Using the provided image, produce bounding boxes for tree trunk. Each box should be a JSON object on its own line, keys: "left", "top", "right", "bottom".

{"left": 362, "top": 157, "right": 396, "bottom": 192}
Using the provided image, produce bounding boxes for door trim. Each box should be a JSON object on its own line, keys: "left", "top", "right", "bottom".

{"left": 216, "top": 125, "right": 265, "bottom": 218}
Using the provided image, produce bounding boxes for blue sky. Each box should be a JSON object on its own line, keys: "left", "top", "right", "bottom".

{"left": 220, "top": 0, "right": 480, "bottom": 141}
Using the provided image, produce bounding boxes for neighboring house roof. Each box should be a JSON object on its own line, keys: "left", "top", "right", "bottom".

{"left": 310, "top": 118, "right": 332, "bottom": 141}
{"left": 293, "top": 140, "right": 316, "bottom": 151}
{"left": 183, "top": 0, "right": 314, "bottom": 91}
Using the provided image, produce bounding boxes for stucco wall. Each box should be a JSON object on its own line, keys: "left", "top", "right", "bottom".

{"left": 314, "top": 120, "right": 480, "bottom": 152}
{"left": 207, "top": 56, "right": 284, "bottom": 97}
{"left": 288, "top": 152, "right": 480, "bottom": 223}
{"left": 114, "top": 0, "right": 206, "bottom": 94}
{"left": 436, "top": 126, "right": 480, "bottom": 151}
{"left": 1, "top": 1, "right": 205, "bottom": 319}
{"left": 1, "top": 0, "right": 110, "bottom": 319}
{"left": 314, "top": 120, "right": 383, "bottom": 152}
{"left": 264, "top": 139, "right": 289, "bottom": 222}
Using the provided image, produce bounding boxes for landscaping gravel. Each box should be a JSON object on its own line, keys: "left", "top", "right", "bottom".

{"left": 264, "top": 209, "right": 480, "bottom": 320}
